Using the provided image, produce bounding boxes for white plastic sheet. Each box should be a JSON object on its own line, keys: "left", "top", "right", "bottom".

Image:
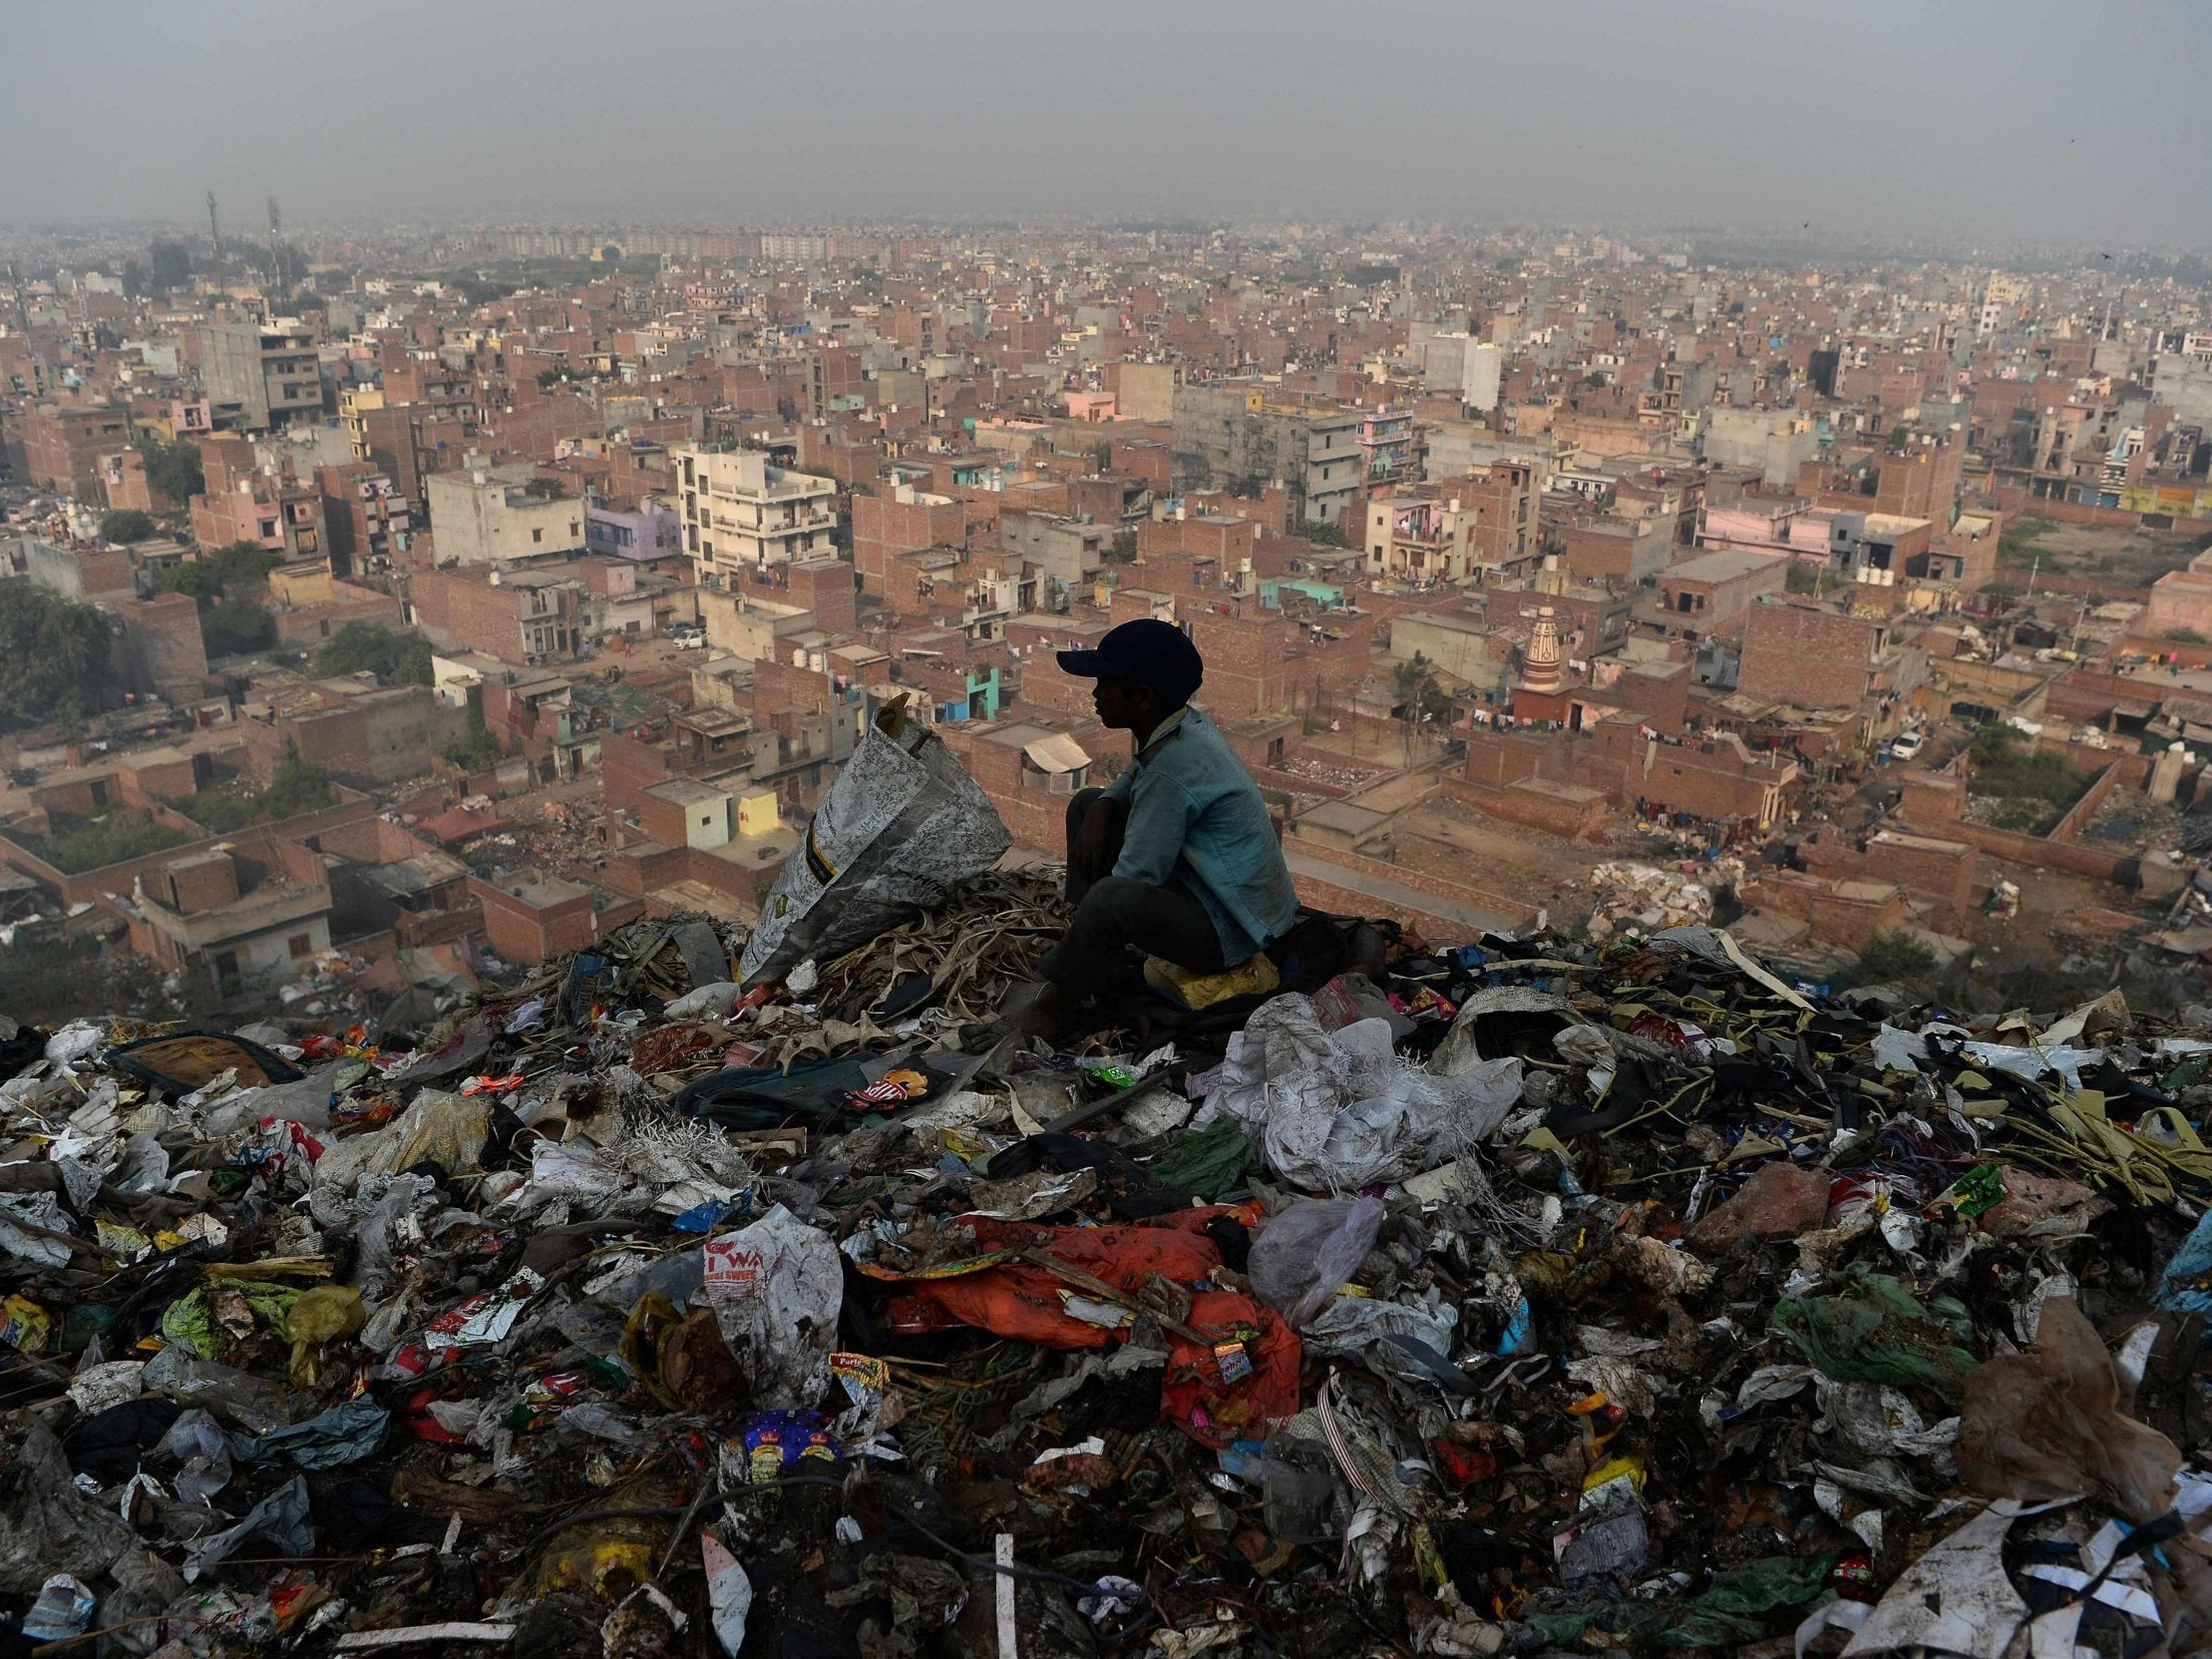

{"left": 741, "top": 702, "right": 1010, "bottom": 989}
{"left": 703, "top": 1204, "right": 842, "bottom": 1408}
{"left": 1202, "top": 995, "right": 1522, "bottom": 1191}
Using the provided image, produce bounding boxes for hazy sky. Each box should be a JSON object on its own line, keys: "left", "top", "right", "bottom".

{"left": 4, "top": 0, "right": 2208, "bottom": 243}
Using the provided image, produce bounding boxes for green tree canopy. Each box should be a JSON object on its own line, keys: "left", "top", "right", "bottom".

{"left": 173, "top": 745, "right": 335, "bottom": 831}
{"left": 101, "top": 509, "right": 157, "bottom": 544}
{"left": 440, "top": 716, "right": 504, "bottom": 773}
{"left": 201, "top": 599, "right": 277, "bottom": 658}
{"left": 33, "top": 809, "right": 188, "bottom": 874}
{"left": 0, "top": 585, "right": 112, "bottom": 731}
{"left": 139, "top": 434, "right": 205, "bottom": 504}
{"left": 1856, "top": 930, "right": 1937, "bottom": 986}
{"left": 313, "top": 622, "right": 434, "bottom": 685}
{"left": 153, "top": 542, "right": 284, "bottom": 610}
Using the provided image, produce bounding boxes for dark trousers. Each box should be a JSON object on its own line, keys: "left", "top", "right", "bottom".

{"left": 1038, "top": 787, "right": 1228, "bottom": 995}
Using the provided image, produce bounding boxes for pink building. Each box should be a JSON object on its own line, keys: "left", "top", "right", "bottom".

{"left": 1699, "top": 501, "right": 1837, "bottom": 560}
{"left": 1064, "top": 390, "right": 1117, "bottom": 422}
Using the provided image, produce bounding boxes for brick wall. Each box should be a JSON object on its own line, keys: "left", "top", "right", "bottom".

{"left": 1438, "top": 774, "right": 1610, "bottom": 841}
{"left": 783, "top": 559, "right": 857, "bottom": 633}
{"left": 1282, "top": 834, "right": 1539, "bottom": 932}
{"left": 1799, "top": 830, "right": 1978, "bottom": 929}
{"left": 469, "top": 875, "right": 597, "bottom": 965}
{"left": 1186, "top": 611, "right": 1291, "bottom": 719}
{"left": 1738, "top": 604, "right": 1878, "bottom": 709}
{"left": 853, "top": 491, "right": 965, "bottom": 595}
{"left": 110, "top": 594, "right": 210, "bottom": 698}
{"left": 1746, "top": 868, "right": 1911, "bottom": 953}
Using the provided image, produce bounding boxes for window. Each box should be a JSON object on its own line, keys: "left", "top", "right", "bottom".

{"left": 533, "top": 528, "right": 544, "bottom": 544}
{"left": 288, "top": 934, "right": 313, "bottom": 960}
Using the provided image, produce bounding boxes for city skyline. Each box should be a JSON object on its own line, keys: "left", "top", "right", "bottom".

{"left": 4, "top": 0, "right": 2209, "bottom": 244}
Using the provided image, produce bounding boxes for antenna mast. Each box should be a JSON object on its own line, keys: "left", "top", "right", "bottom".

{"left": 206, "top": 192, "right": 221, "bottom": 269}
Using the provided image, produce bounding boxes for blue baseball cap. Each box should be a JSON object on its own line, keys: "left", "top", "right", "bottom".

{"left": 1056, "top": 619, "right": 1205, "bottom": 708}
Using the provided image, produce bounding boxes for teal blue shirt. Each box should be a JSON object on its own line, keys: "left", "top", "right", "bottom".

{"left": 1103, "top": 704, "right": 1299, "bottom": 965}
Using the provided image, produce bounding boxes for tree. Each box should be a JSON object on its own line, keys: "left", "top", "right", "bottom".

{"left": 153, "top": 561, "right": 226, "bottom": 607}
{"left": 440, "top": 716, "right": 504, "bottom": 773}
{"left": 521, "top": 476, "right": 565, "bottom": 500}
{"left": 35, "top": 810, "right": 189, "bottom": 874}
{"left": 148, "top": 237, "right": 193, "bottom": 292}
{"left": 200, "top": 599, "right": 277, "bottom": 658}
{"left": 154, "top": 542, "right": 282, "bottom": 609}
{"left": 314, "top": 622, "right": 434, "bottom": 685}
{"left": 139, "top": 434, "right": 204, "bottom": 504}
{"left": 1301, "top": 518, "right": 1351, "bottom": 549}
{"left": 264, "top": 743, "right": 335, "bottom": 818}
{"left": 1391, "top": 651, "right": 1449, "bottom": 755}
{"left": 122, "top": 258, "right": 148, "bottom": 299}
{"left": 0, "top": 584, "right": 112, "bottom": 731}
{"left": 1856, "top": 930, "right": 1937, "bottom": 986}
{"left": 101, "top": 509, "right": 157, "bottom": 545}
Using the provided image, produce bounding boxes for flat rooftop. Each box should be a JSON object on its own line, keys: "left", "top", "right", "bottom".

{"left": 1663, "top": 548, "right": 1782, "bottom": 584}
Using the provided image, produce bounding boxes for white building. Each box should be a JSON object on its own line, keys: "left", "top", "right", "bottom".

{"left": 425, "top": 462, "right": 584, "bottom": 565}
{"left": 672, "top": 446, "right": 838, "bottom": 588}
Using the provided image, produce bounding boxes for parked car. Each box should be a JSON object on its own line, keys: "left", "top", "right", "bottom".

{"left": 1889, "top": 729, "right": 1925, "bottom": 761}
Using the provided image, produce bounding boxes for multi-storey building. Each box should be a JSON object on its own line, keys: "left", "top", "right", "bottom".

{"left": 198, "top": 321, "right": 323, "bottom": 430}
{"left": 671, "top": 446, "right": 838, "bottom": 589}
{"left": 1170, "top": 385, "right": 1362, "bottom": 528}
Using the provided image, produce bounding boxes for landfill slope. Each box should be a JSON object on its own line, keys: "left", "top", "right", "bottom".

{"left": 8, "top": 893, "right": 2212, "bottom": 1657}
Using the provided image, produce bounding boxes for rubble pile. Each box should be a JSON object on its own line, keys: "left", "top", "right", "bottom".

{"left": 10, "top": 894, "right": 2212, "bottom": 1654}
{"left": 1584, "top": 858, "right": 1743, "bottom": 941}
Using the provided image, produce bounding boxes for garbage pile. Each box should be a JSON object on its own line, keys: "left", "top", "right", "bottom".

{"left": 15, "top": 895, "right": 2212, "bottom": 1652}
{"left": 1584, "top": 859, "right": 1741, "bottom": 941}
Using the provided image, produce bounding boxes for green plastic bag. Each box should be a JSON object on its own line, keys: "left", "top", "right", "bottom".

{"left": 1773, "top": 1265, "right": 1976, "bottom": 1398}
{"left": 1147, "top": 1117, "right": 1263, "bottom": 1201}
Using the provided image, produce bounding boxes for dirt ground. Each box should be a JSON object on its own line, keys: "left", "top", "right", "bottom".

{"left": 1997, "top": 518, "right": 2205, "bottom": 589}
{"left": 1390, "top": 802, "right": 1626, "bottom": 919}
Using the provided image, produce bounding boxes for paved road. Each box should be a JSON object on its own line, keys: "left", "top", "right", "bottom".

{"left": 1285, "top": 850, "right": 1522, "bottom": 934}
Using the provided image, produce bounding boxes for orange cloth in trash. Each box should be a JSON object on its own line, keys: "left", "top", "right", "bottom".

{"left": 904, "top": 1213, "right": 1299, "bottom": 1447}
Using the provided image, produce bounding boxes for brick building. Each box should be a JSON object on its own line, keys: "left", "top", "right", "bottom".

{"left": 121, "top": 841, "right": 334, "bottom": 996}
{"left": 21, "top": 404, "right": 133, "bottom": 501}
{"left": 109, "top": 594, "right": 211, "bottom": 702}
{"left": 469, "top": 868, "right": 619, "bottom": 966}
{"left": 1737, "top": 601, "right": 1927, "bottom": 714}
{"left": 1460, "top": 715, "right": 1799, "bottom": 826}
{"left": 237, "top": 676, "right": 453, "bottom": 789}
{"left": 1654, "top": 548, "right": 1789, "bottom": 635}
{"left": 854, "top": 484, "right": 968, "bottom": 602}
{"left": 408, "top": 565, "right": 586, "bottom": 665}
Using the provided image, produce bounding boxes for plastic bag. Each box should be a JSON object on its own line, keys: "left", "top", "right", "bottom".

{"left": 740, "top": 698, "right": 1010, "bottom": 989}
{"left": 1771, "top": 1265, "right": 1977, "bottom": 1399}
{"left": 1148, "top": 1117, "right": 1263, "bottom": 1201}
{"left": 286, "top": 1285, "right": 366, "bottom": 1387}
{"left": 703, "top": 1205, "right": 843, "bottom": 1409}
{"left": 1957, "top": 1296, "right": 2180, "bottom": 1521}
{"left": 1249, "top": 1196, "right": 1385, "bottom": 1327}
{"left": 1203, "top": 994, "right": 1522, "bottom": 1191}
